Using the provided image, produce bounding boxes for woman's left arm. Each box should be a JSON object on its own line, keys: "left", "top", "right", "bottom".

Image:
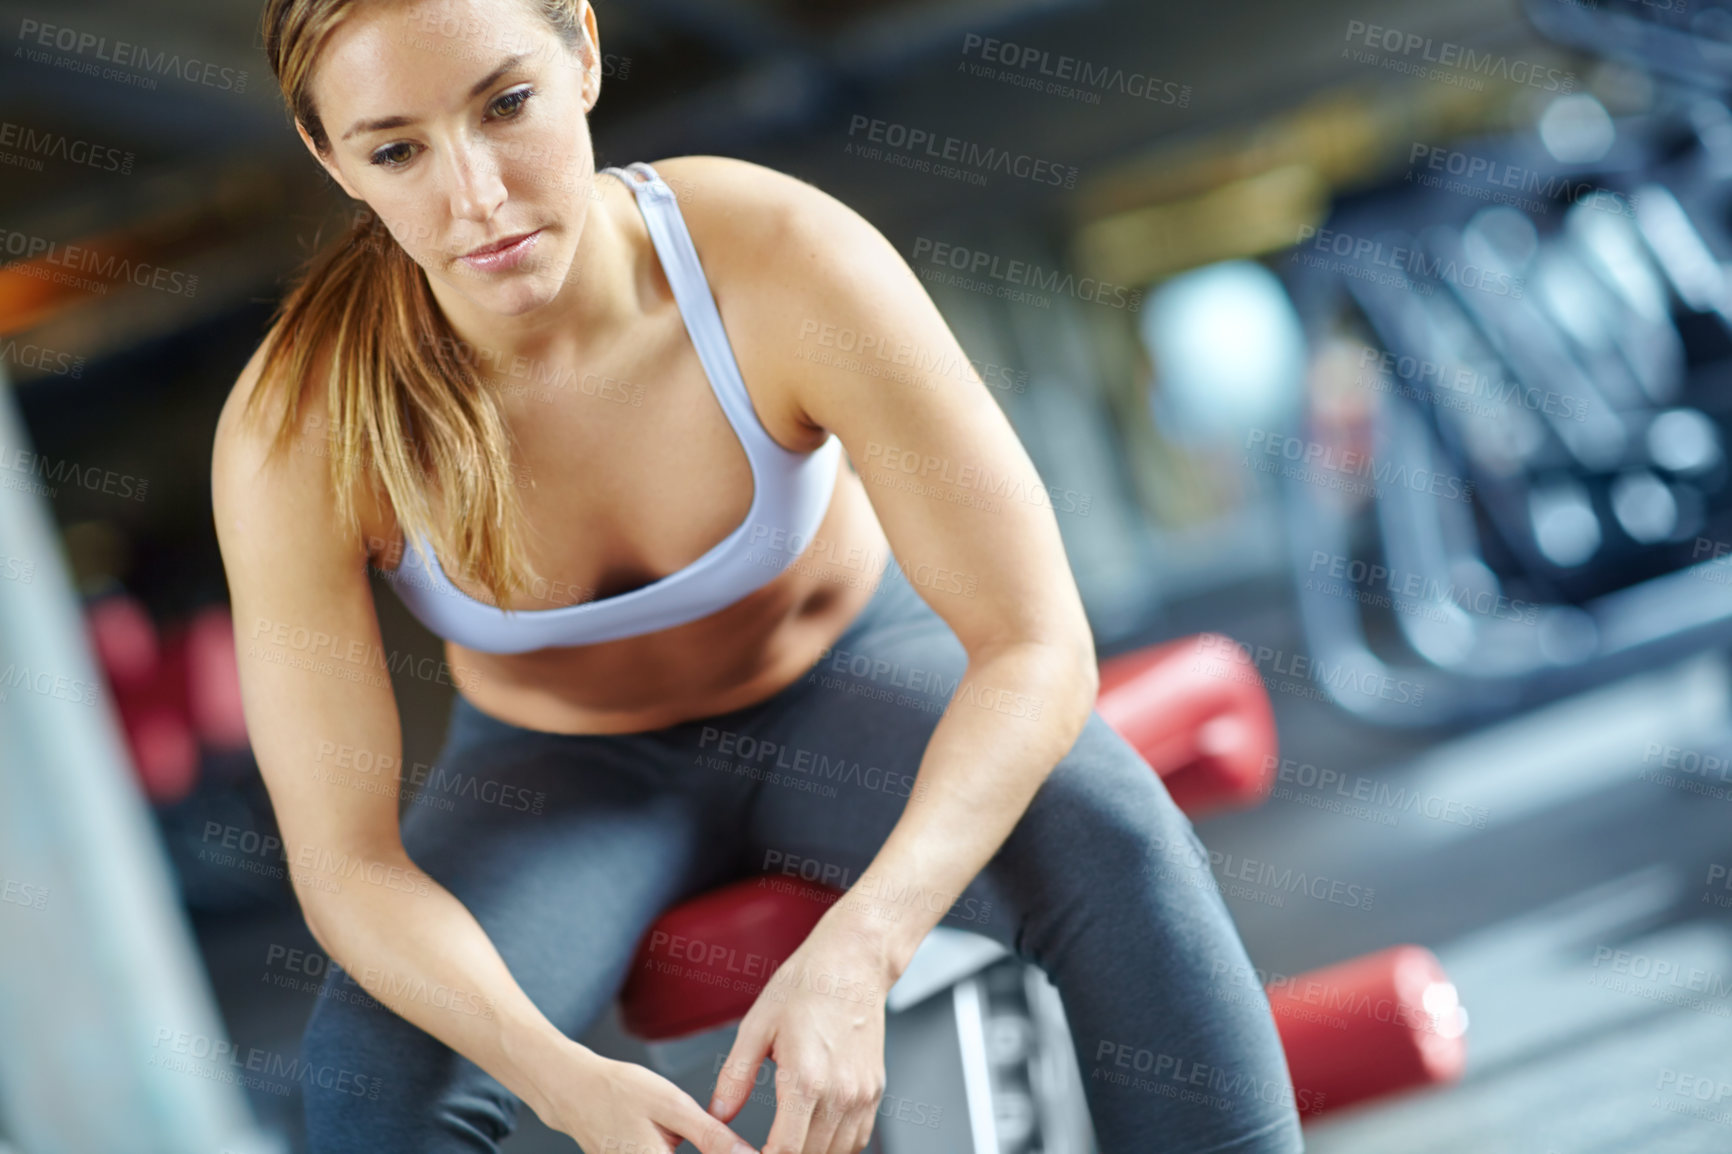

{"left": 698, "top": 160, "right": 1102, "bottom": 1154}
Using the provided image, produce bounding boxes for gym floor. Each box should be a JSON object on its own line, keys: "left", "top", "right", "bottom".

{"left": 1178, "top": 589, "right": 1732, "bottom": 1154}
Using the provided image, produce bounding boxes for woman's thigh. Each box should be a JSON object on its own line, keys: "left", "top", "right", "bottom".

{"left": 716, "top": 584, "right": 1303, "bottom": 1150}
{"left": 717, "top": 590, "right": 1220, "bottom": 954}
{"left": 396, "top": 719, "right": 761, "bottom": 1022}
{"left": 725, "top": 590, "right": 1020, "bottom": 937}
{"left": 300, "top": 708, "right": 758, "bottom": 1152}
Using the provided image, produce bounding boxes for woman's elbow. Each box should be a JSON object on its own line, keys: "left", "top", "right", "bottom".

{"left": 1021, "top": 636, "right": 1101, "bottom": 728}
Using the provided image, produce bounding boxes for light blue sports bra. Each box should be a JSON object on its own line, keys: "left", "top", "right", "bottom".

{"left": 384, "top": 162, "right": 843, "bottom": 654}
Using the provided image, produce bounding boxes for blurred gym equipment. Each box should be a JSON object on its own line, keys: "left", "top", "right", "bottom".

{"left": 1282, "top": 187, "right": 1732, "bottom": 722}
{"left": 0, "top": 370, "right": 282, "bottom": 1153}
{"left": 1270, "top": 0, "right": 1732, "bottom": 726}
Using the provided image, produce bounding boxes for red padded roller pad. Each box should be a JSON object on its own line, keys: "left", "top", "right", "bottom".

{"left": 1271, "top": 944, "right": 1467, "bottom": 1118}
{"left": 619, "top": 876, "right": 833, "bottom": 1041}
{"left": 1096, "top": 633, "right": 1277, "bottom": 816}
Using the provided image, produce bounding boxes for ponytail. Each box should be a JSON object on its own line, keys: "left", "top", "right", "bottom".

{"left": 245, "top": 0, "right": 597, "bottom": 609}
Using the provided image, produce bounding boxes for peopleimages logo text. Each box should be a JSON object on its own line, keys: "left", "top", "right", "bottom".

{"left": 1408, "top": 143, "right": 1636, "bottom": 218}
{"left": 959, "top": 34, "right": 1191, "bottom": 106}
{"left": 1245, "top": 428, "right": 1475, "bottom": 504}
{"left": 1343, "top": 21, "right": 1574, "bottom": 93}
{"left": 845, "top": 115, "right": 1078, "bottom": 188}
{"left": 0, "top": 228, "right": 198, "bottom": 298}
{"left": 910, "top": 237, "right": 1142, "bottom": 312}
{"left": 1295, "top": 225, "right": 1524, "bottom": 300}
{"left": 15, "top": 19, "right": 249, "bottom": 93}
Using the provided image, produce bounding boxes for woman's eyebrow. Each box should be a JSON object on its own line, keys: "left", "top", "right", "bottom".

{"left": 342, "top": 52, "right": 528, "bottom": 141}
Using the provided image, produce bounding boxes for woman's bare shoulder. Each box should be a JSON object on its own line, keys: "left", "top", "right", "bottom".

{"left": 210, "top": 323, "right": 389, "bottom": 549}
{"left": 214, "top": 324, "right": 327, "bottom": 487}
{"left": 645, "top": 155, "right": 845, "bottom": 266}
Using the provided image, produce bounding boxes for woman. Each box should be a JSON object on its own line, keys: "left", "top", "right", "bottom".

{"left": 213, "top": 1, "right": 1305, "bottom": 1151}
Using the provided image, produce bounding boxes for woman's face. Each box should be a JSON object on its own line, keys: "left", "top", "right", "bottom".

{"left": 299, "top": 0, "right": 602, "bottom": 317}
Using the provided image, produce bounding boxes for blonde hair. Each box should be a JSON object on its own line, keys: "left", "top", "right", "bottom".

{"left": 246, "top": 0, "right": 590, "bottom": 608}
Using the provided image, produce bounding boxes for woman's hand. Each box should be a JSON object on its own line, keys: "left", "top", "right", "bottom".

{"left": 544, "top": 1048, "right": 758, "bottom": 1154}
{"left": 707, "top": 907, "right": 895, "bottom": 1154}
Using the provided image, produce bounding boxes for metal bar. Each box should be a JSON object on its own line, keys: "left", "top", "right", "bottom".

{"left": 952, "top": 976, "right": 1001, "bottom": 1154}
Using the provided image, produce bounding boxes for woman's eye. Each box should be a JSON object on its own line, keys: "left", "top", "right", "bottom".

{"left": 367, "top": 88, "right": 533, "bottom": 170}
{"left": 489, "top": 87, "right": 535, "bottom": 119}
{"left": 371, "top": 142, "right": 415, "bottom": 169}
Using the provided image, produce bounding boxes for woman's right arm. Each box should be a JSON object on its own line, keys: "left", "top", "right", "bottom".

{"left": 210, "top": 340, "right": 752, "bottom": 1154}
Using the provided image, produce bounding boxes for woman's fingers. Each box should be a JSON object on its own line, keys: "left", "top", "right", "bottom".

{"left": 828, "top": 1113, "right": 870, "bottom": 1154}
{"left": 835, "top": 1099, "right": 881, "bottom": 1154}
{"left": 760, "top": 1060, "right": 872, "bottom": 1154}
{"left": 820, "top": 1082, "right": 881, "bottom": 1154}
{"left": 710, "top": 1009, "right": 774, "bottom": 1124}
{"left": 793, "top": 1079, "right": 846, "bottom": 1154}
{"left": 760, "top": 1064, "right": 816, "bottom": 1154}
{"left": 754, "top": 1029, "right": 887, "bottom": 1151}
{"left": 656, "top": 1082, "right": 760, "bottom": 1154}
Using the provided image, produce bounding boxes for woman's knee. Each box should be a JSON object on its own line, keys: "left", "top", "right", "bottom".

{"left": 301, "top": 966, "right": 516, "bottom": 1153}
{"left": 984, "top": 711, "right": 1242, "bottom": 963}
{"left": 1002, "top": 713, "right": 1199, "bottom": 880}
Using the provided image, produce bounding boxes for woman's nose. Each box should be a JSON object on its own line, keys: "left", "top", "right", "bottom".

{"left": 442, "top": 139, "right": 507, "bottom": 222}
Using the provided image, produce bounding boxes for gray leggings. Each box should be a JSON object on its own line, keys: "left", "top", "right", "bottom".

{"left": 301, "top": 560, "right": 1306, "bottom": 1153}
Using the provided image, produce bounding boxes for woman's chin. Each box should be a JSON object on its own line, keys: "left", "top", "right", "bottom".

{"left": 467, "top": 272, "right": 567, "bottom": 316}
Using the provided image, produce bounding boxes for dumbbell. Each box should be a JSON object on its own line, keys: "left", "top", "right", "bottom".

{"left": 1097, "top": 632, "right": 1277, "bottom": 817}
{"left": 86, "top": 592, "right": 198, "bottom": 804}
{"left": 86, "top": 597, "right": 250, "bottom": 803}
{"left": 86, "top": 590, "right": 157, "bottom": 682}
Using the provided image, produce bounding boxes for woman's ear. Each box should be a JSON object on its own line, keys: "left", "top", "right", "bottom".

{"left": 578, "top": 0, "right": 603, "bottom": 112}
{"left": 295, "top": 119, "right": 361, "bottom": 198}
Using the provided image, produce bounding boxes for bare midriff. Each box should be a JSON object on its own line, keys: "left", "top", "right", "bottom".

{"left": 387, "top": 462, "right": 892, "bottom": 736}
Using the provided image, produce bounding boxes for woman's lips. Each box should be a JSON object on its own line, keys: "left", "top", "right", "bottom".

{"left": 460, "top": 229, "right": 542, "bottom": 272}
